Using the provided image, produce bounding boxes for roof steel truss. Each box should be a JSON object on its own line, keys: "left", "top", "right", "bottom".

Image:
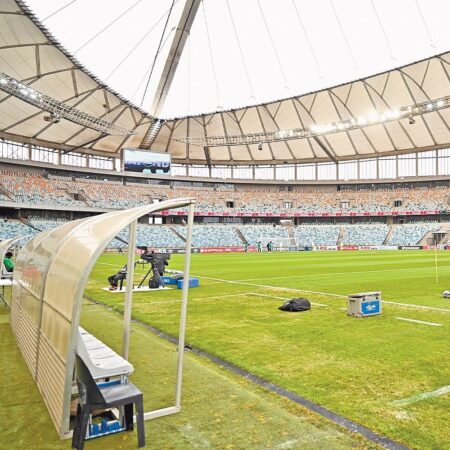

{"left": 174, "top": 95, "right": 450, "bottom": 148}
{"left": 0, "top": 72, "right": 136, "bottom": 136}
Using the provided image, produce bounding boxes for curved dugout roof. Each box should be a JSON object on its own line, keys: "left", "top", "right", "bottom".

{"left": 0, "top": 0, "right": 449, "bottom": 165}
{"left": 10, "top": 197, "right": 195, "bottom": 437}
{"left": 0, "top": 235, "right": 19, "bottom": 260}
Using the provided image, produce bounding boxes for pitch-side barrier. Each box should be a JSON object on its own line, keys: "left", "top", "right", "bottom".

{"left": 107, "top": 244, "right": 450, "bottom": 254}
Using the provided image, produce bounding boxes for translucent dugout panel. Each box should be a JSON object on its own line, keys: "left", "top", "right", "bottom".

{"left": 9, "top": 198, "right": 194, "bottom": 438}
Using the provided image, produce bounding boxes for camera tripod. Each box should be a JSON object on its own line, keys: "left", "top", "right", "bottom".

{"left": 137, "top": 264, "right": 164, "bottom": 289}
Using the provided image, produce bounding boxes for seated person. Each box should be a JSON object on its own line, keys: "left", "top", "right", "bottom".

{"left": 2, "top": 251, "right": 14, "bottom": 274}
{"left": 108, "top": 265, "right": 127, "bottom": 291}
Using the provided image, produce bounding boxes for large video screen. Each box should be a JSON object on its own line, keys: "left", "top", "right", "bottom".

{"left": 123, "top": 149, "right": 171, "bottom": 174}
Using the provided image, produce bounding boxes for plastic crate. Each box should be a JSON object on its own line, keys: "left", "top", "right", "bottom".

{"left": 161, "top": 276, "right": 178, "bottom": 285}
{"left": 177, "top": 278, "right": 199, "bottom": 289}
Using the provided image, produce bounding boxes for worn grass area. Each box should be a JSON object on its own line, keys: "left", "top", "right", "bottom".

{"left": 0, "top": 303, "right": 372, "bottom": 450}
{"left": 86, "top": 250, "right": 450, "bottom": 450}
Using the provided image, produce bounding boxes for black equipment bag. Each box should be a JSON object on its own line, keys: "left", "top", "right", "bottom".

{"left": 279, "top": 298, "right": 311, "bottom": 312}
{"left": 149, "top": 271, "right": 162, "bottom": 289}
{"left": 149, "top": 276, "right": 159, "bottom": 289}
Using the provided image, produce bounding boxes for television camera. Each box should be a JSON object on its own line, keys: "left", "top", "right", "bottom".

{"left": 138, "top": 248, "right": 170, "bottom": 289}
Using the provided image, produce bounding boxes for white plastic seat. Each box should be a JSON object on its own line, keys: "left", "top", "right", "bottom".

{"left": 77, "top": 327, "right": 134, "bottom": 380}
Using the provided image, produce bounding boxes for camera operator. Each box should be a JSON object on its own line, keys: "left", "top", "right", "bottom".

{"left": 108, "top": 264, "right": 127, "bottom": 291}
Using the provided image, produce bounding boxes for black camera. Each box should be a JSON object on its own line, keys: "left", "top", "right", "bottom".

{"left": 141, "top": 250, "right": 170, "bottom": 275}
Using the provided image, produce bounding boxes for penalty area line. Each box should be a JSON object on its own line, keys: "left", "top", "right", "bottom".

{"left": 395, "top": 317, "right": 442, "bottom": 327}
{"left": 383, "top": 301, "right": 450, "bottom": 313}
{"left": 392, "top": 385, "right": 450, "bottom": 406}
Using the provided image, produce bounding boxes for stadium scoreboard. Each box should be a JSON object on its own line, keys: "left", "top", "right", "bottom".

{"left": 123, "top": 148, "right": 171, "bottom": 174}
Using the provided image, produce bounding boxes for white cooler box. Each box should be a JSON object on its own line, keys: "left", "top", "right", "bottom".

{"left": 347, "top": 291, "right": 382, "bottom": 317}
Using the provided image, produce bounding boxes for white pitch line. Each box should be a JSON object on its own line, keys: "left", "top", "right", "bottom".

{"left": 97, "top": 263, "right": 450, "bottom": 313}
{"left": 197, "top": 275, "right": 450, "bottom": 313}
{"left": 141, "top": 299, "right": 182, "bottom": 305}
{"left": 203, "top": 293, "right": 249, "bottom": 300}
{"left": 97, "top": 261, "right": 123, "bottom": 267}
{"left": 395, "top": 317, "right": 442, "bottom": 327}
{"left": 272, "top": 439, "right": 301, "bottom": 450}
{"left": 384, "top": 301, "right": 450, "bottom": 313}
{"left": 249, "top": 292, "right": 327, "bottom": 307}
{"left": 239, "top": 265, "right": 445, "bottom": 282}
{"left": 392, "top": 385, "right": 450, "bottom": 406}
{"left": 134, "top": 293, "right": 253, "bottom": 306}
{"left": 197, "top": 275, "right": 347, "bottom": 298}
{"left": 178, "top": 423, "right": 212, "bottom": 449}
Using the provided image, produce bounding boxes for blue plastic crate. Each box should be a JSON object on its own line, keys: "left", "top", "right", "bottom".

{"left": 177, "top": 278, "right": 199, "bottom": 289}
{"left": 161, "top": 276, "right": 178, "bottom": 285}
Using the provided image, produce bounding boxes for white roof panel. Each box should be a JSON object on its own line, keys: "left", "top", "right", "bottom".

{"left": 0, "top": 0, "right": 449, "bottom": 165}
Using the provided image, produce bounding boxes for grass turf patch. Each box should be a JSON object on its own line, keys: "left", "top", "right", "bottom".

{"left": 1, "top": 303, "right": 374, "bottom": 450}
{"left": 86, "top": 251, "right": 450, "bottom": 449}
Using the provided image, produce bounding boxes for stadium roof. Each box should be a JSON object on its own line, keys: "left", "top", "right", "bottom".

{"left": 0, "top": 0, "right": 449, "bottom": 165}
{"left": 154, "top": 52, "right": 450, "bottom": 165}
{"left": 0, "top": 0, "right": 154, "bottom": 156}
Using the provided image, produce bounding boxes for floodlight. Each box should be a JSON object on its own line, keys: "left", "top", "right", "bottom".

{"left": 387, "top": 109, "right": 401, "bottom": 119}
{"left": 0, "top": 71, "right": 136, "bottom": 136}
{"left": 357, "top": 116, "right": 367, "bottom": 126}
{"left": 368, "top": 111, "right": 379, "bottom": 123}
{"left": 44, "top": 113, "right": 61, "bottom": 124}
{"left": 174, "top": 95, "right": 450, "bottom": 146}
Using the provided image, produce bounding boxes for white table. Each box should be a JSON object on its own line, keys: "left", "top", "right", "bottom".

{"left": 0, "top": 278, "right": 15, "bottom": 306}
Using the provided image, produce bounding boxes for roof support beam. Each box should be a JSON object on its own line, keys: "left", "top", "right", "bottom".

{"left": 62, "top": 133, "right": 108, "bottom": 154}
{"left": 312, "top": 135, "right": 338, "bottom": 163}
{"left": 34, "top": 45, "right": 41, "bottom": 77}
{"left": 150, "top": 0, "right": 201, "bottom": 116}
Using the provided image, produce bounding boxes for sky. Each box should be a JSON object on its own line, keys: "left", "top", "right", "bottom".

{"left": 25, "top": 0, "right": 450, "bottom": 119}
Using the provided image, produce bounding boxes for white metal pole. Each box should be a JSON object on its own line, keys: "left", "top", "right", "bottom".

{"left": 175, "top": 201, "right": 195, "bottom": 408}
{"left": 435, "top": 244, "right": 439, "bottom": 284}
{"left": 123, "top": 220, "right": 137, "bottom": 359}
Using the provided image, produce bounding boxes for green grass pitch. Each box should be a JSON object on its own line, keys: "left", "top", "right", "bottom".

{"left": 86, "top": 250, "right": 450, "bottom": 449}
